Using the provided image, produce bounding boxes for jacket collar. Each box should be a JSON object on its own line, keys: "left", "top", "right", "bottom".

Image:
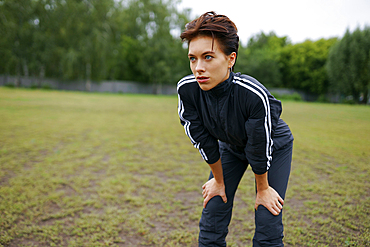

{"left": 207, "top": 72, "right": 234, "bottom": 97}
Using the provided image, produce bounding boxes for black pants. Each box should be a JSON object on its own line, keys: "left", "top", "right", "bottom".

{"left": 198, "top": 141, "right": 293, "bottom": 247}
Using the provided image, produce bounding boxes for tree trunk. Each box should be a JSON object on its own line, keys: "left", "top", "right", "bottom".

{"left": 15, "top": 61, "right": 21, "bottom": 87}
{"left": 38, "top": 65, "right": 45, "bottom": 88}
{"left": 85, "top": 63, "right": 91, "bottom": 92}
{"left": 23, "top": 59, "right": 29, "bottom": 77}
{"left": 363, "top": 87, "right": 369, "bottom": 104}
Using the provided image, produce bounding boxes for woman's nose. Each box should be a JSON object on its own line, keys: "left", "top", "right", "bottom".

{"left": 195, "top": 60, "right": 205, "bottom": 73}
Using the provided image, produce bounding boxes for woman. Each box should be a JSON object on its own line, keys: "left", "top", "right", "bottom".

{"left": 177, "top": 12, "right": 294, "bottom": 246}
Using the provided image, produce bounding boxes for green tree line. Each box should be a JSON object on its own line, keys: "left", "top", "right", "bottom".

{"left": 236, "top": 29, "right": 370, "bottom": 104}
{"left": 1, "top": 0, "right": 369, "bottom": 103}
{"left": 236, "top": 32, "right": 338, "bottom": 100}
{"left": 0, "top": 0, "right": 190, "bottom": 87}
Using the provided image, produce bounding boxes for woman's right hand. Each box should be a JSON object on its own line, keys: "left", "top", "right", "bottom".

{"left": 202, "top": 178, "right": 227, "bottom": 208}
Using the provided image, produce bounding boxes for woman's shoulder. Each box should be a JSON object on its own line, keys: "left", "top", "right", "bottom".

{"left": 232, "top": 72, "right": 269, "bottom": 93}
{"left": 177, "top": 74, "right": 198, "bottom": 93}
{"left": 232, "top": 72, "right": 280, "bottom": 109}
{"left": 177, "top": 74, "right": 196, "bottom": 87}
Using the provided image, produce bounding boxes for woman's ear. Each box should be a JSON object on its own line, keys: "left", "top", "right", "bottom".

{"left": 228, "top": 52, "right": 237, "bottom": 69}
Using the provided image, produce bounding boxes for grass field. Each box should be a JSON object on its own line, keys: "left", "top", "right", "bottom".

{"left": 0, "top": 87, "right": 369, "bottom": 247}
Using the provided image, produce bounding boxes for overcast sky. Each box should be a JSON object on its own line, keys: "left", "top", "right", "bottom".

{"left": 177, "top": 0, "right": 370, "bottom": 44}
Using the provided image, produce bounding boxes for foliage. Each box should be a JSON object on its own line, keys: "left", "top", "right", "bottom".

{"left": 0, "top": 0, "right": 190, "bottom": 85}
{"left": 1, "top": 88, "right": 369, "bottom": 246}
{"left": 273, "top": 92, "right": 303, "bottom": 102}
{"left": 0, "top": 0, "right": 35, "bottom": 82}
{"left": 327, "top": 26, "right": 370, "bottom": 104}
{"left": 236, "top": 32, "right": 338, "bottom": 98}
{"left": 116, "top": 0, "right": 190, "bottom": 85}
{"left": 279, "top": 38, "right": 337, "bottom": 95}
{"left": 1, "top": 0, "right": 369, "bottom": 100}
{"left": 236, "top": 31, "right": 290, "bottom": 88}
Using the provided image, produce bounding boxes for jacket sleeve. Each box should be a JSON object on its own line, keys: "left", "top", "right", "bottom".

{"left": 177, "top": 82, "right": 220, "bottom": 164}
{"left": 244, "top": 92, "right": 282, "bottom": 175}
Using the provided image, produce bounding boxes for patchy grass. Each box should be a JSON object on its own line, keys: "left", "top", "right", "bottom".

{"left": 0, "top": 88, "right": 369, "bottom": 246}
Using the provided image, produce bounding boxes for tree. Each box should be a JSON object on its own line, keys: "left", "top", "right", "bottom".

{"left": 280, "top": 38, "right": 337, "bottom": 96}
{"left": 51, "top": 0, "right": 117, "bottom": 89}
{"left": 0, "top": 0, "right": 192, "bottom": 88}
{"left": 327, "top": 26, "right": 370, "bottom": 104}
{"left": 115, "top": 0, "right": 189, "bottom": 86}
{"left": 236, "top": 32, "right": 289, "bottom": 88}
{"left": 0, "top": 0, "right": 37, "bottom": 85}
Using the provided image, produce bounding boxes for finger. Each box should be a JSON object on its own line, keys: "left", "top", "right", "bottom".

{"left": 272, "top": 204, "right": 282, "bottom": 215}
{"left": 278, "top": 196, "right": 284, "bottom": 205}
{"left": 221, "top": 194, "right": 228, "bottom": 204}
{"left": 272, "top": 210, "right": 279, "bottom": 216}
{"left": 269, "top": 206, "right": 279, "bottom": 216}
{"left": 202, "top": 190, "right": 207, "bottom": 199}
{"left": 203, "top": 196, "right": 210, "bottom": 208}
{"left": 202, "top": 181, "right": 209, "bottom": 189}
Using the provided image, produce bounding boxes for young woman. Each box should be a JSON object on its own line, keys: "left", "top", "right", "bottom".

{"left": 177, "top": 12, "right": 294, "bottom": 246}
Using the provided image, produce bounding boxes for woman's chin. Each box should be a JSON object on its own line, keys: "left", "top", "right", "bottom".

{"left": 198, "top": 83, "right": 212, "bottom": 91}
{"left": 197, "top": 80, "right": 223, "bottom": 91}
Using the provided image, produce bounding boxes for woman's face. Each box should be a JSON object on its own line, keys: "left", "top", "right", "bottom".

{"left": 188, "top": 36, "right": 236, "bottom": 91}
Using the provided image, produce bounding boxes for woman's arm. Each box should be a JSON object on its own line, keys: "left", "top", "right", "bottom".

{"left": 254, "top": 172, "right": 284, "bottom": 215}
{"left": 178, "top": 81, "right": 220, "bottom": 164}
{"left": 202, "top": 158, "right": 227, "bottom": 208}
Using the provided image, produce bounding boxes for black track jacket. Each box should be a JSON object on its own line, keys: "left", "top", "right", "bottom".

{"left": 177, "top": 72, "right": 293, "bottom": 175}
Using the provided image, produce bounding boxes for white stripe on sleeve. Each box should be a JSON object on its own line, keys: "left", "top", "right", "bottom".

{"left": 234, "top": 76, "right": 272, "bottom": 169}
{"left": 177, "top": 76, "right": 209, "bottom": 161}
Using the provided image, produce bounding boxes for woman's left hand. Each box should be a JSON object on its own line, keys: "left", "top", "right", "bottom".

{"left": 254, "top": 186, "right": 284, "bottom": 215}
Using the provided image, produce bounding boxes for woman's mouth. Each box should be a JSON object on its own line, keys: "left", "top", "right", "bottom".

{"left": 197, "top": 76, "right": 209, "bottom": 83}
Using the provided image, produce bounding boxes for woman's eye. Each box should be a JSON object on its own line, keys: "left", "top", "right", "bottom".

{"left": 205, "top": 55, "right": 212, "bottom": 60}
{"left": 189, "top": 57, "right": 196, "bottom": 62}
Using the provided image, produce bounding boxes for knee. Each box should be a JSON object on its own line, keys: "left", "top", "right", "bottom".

{"left": 199, "top": 197, "right": 233, "bottom": 246}
{"left": 205, "top": 195, "right": 231, "bottom": 213}
{"left": 200, "top": 196, "right": 232, "bottom": 231}
{"left": 253, "top": 205, "right": 284, "bottom": 246}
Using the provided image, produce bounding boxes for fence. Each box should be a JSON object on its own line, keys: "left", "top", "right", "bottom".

{"left": 0, "top": 75, "right": 177, "bottom": 95}
{"left": 1, "top": 74, "right": 333, "bottom": 102}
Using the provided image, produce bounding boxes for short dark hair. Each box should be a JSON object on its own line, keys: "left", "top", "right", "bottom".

{"left": 180, "top": 11, "right": 239, "bottom": 70}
